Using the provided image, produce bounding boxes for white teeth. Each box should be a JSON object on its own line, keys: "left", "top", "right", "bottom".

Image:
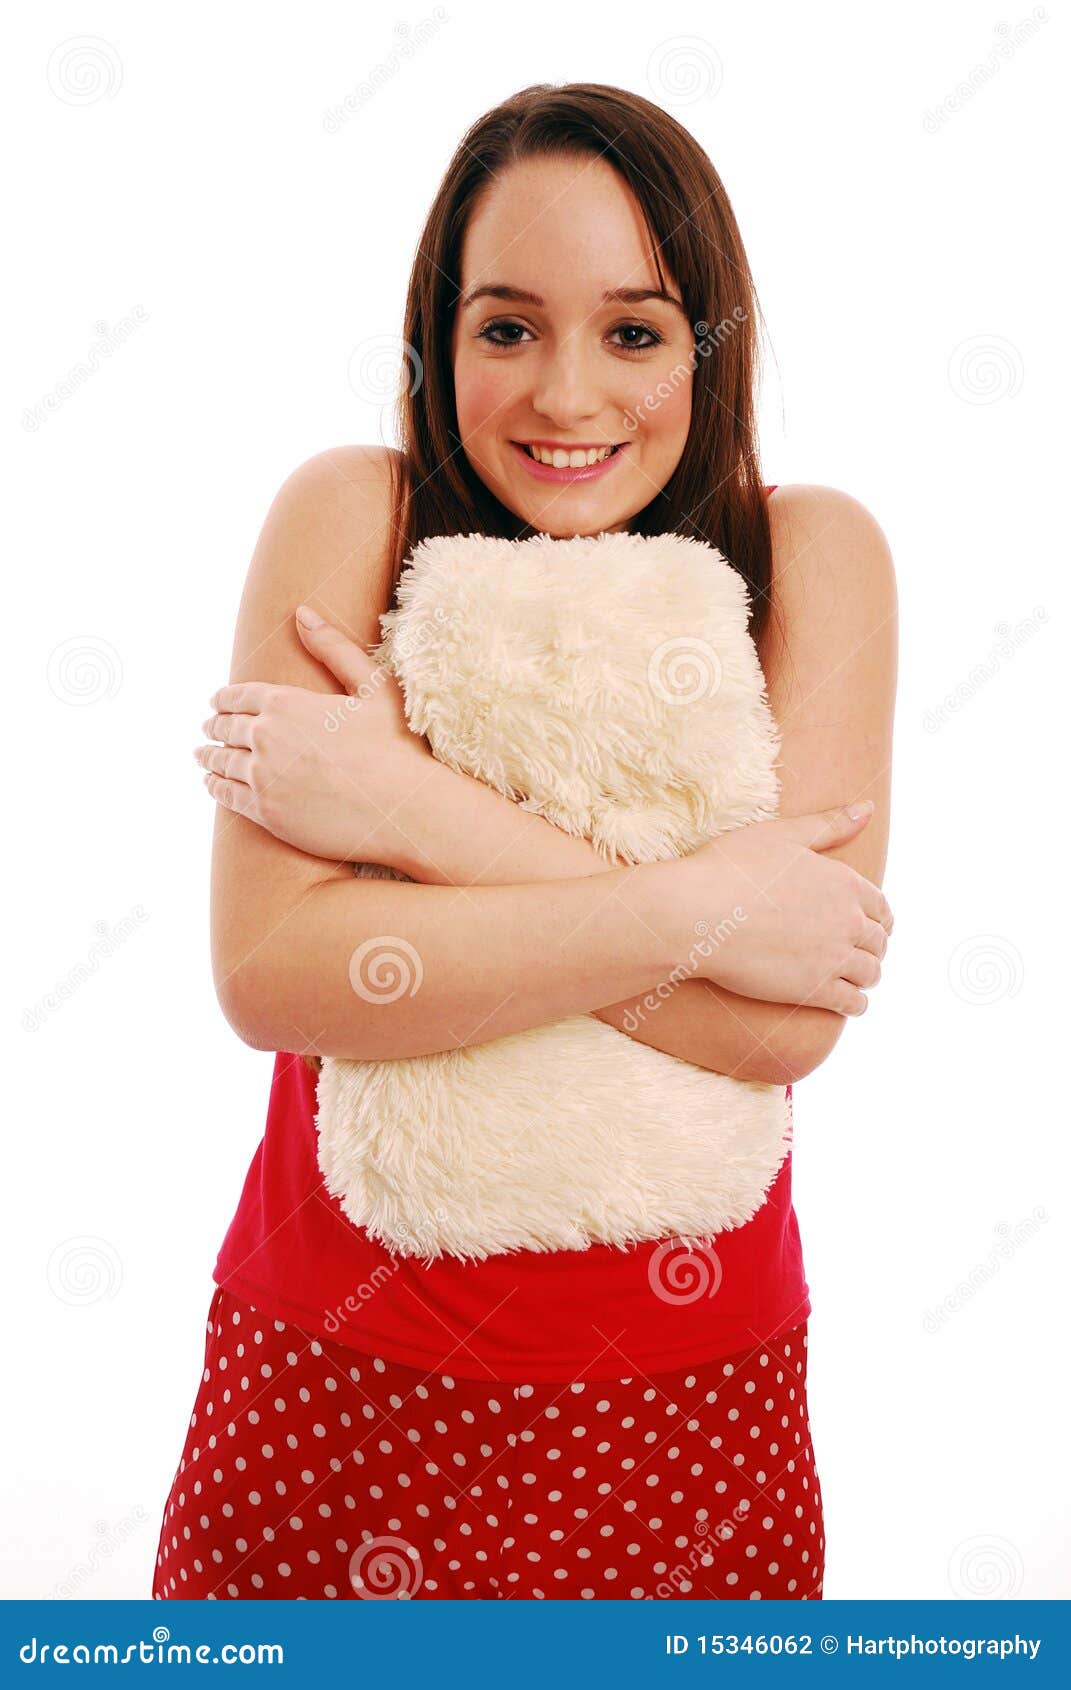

{"left": 524, "top": 444, "right": 616, "bottom": 467}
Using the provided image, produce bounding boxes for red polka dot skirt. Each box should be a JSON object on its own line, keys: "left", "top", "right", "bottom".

{"left": 153, "top": 1285, "right": 825, "bottom": 1600}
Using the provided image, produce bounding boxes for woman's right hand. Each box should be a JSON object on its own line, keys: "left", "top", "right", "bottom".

{"left": 668, "top": 803, "right": 892, "bottom": 1015}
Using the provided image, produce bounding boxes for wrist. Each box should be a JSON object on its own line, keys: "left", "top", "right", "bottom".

{"left": 629, "top": 854, "right": 748, "bottom": 986}
{"left": 612, "top": 857, "right": 691, "bottom": 980}
{"left": 384, "top": 752, "right": 459, "bottom": 884}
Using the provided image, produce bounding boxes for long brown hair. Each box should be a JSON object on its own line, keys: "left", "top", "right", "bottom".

{"left": 301, "top": 82, "right": 779, "bottom": 1078}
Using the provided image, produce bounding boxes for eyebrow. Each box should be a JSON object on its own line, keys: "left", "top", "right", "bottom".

{"left": 458, "top": 283, "right": 685, "bottom": 313}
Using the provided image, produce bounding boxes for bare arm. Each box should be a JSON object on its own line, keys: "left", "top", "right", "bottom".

{"left": 212, "top": 452, "right": 893, "bottom": 1069}
{"left": 212, "top": 445, "right": 695, "bottom": 1063}
{"left": 365, "top": 481, "right": 897, "bottom": 1084}
{"left": 385, "top": 754, "right": 815, "bottom": 1083}
{"left": 222, "top": 845, "right": 688, "bottom": 1062}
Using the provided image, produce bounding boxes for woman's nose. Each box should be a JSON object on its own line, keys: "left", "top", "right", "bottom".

{"left": 528, "top": 349, "right": 606, "bottom": 425}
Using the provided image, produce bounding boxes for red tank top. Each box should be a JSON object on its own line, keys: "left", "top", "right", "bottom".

{"left": 214, "top": 1054, "right": 809, "bottom": 1382}
{"left": 212, "top": 485, "right": 812, "bottom": 1381}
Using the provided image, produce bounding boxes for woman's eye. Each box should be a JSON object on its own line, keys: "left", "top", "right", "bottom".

{"left": 477, "top": 320, "right": 532, "bottom": 349}
{"left": 476, "top": 319, "right": 665, "bottom": 355}
{"left": 611, "top": 322, "right": 665, "bottom": 354}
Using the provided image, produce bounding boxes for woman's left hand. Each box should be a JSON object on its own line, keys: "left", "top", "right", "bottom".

{"left": 193, "top": 606, "right": 435, "bottom": 867}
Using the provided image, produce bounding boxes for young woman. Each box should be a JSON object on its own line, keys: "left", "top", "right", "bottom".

{"left": 157, "top": 83, "right": 897, "bottom": 1602}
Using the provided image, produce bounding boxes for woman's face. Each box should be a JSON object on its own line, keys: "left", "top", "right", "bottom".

{"left": 450, "top": 154, "right": 694, "bottom": 537}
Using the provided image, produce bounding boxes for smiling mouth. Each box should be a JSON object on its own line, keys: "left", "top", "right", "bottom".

{"left": 515, "top": 442, "right": 625, "bottom": 467}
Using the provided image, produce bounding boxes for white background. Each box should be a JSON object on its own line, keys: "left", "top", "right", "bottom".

{"left": 4, "top": 0, "right": 1067, "bottom": 1601}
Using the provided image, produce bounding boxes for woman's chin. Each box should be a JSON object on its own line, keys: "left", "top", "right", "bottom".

{"left": 504, "top": 488, "right": 632, "bottom": 537}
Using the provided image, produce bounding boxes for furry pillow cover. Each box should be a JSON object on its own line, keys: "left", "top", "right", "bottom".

{"left": 313, "top": 529, "right": 793, "bottom": 1262}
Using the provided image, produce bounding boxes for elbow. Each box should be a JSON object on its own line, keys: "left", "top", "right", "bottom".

{"left": 214, "top": 954, "right": 295, "bottom": 1054}
{"left": 216, "top": 982, "right": 278, "bottom": 1053}
{"left": 215, "top": 974, "right": 401, "bottom": 1064}
{"left": 780, "top": 1014, "right": 847, "bottom": 1083}
{"left": 743, "top": 1011, "right": 847, "bottom": 1085}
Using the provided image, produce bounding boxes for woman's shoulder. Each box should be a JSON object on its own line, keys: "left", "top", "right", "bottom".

{"left": 759, "top": 481, "right": 898, "bottom": 673}
{"left": 259, "top": 444, "right": 405, "bottom": 640}
{"left": 766, "top": 481, "right": 896, "bottom": 596}
{"left": 767, "top": 480, "right": 888, "bottom": 533}
{"left": 280, "top": 442, "right": 403, "bottom": 516}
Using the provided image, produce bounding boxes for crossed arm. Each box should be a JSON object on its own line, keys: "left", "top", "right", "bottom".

{"left": 378, "top": 485, "right": 897, "bottom": 1086}
{"left": 387, "top": 754, "right": 811, "bottom": 1083}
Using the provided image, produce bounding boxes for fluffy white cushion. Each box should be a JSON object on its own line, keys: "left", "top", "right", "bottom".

{"left": 314, "top": 529, "right": 793, "bottom": 1261}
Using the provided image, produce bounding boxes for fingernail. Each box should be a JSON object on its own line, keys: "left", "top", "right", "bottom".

{"left": 296, "top": 603, "right": 324, "bottom": 629}
{"left": 847, "top": 800, "right": 874, "bottom": 820}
